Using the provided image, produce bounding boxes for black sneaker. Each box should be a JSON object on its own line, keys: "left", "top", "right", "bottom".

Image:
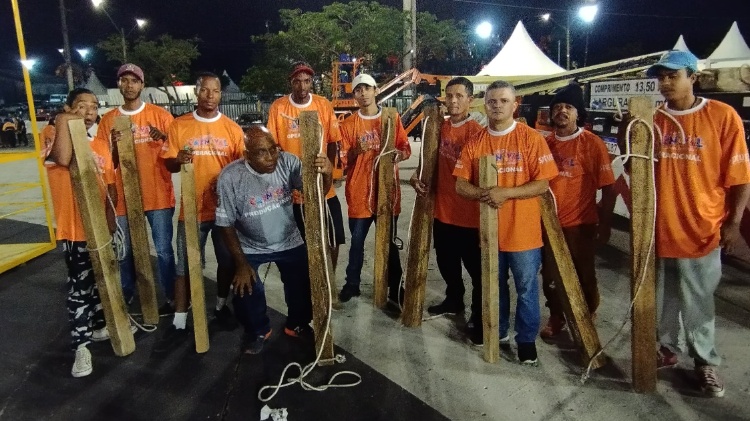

{"left": 469, "top": 325, "right": 483, "bottom": 346}
{"left": 338, "top": 284, "right": 361, "bottom": 303}
{"left": 213, "top": 305, "right": 238, "bottom": 329}
{"left": 427, "top": 299, "right": 465, "bottom": 316}
{"left": 517, "top": 342, "right": 538, "bottom": 367}
{"left": 153, "top": 325, "right": 189, "bottom": 353}
{"left": 158, "top": 302, "right": 175, "bottom": 317}
{"left": 284, "top": 324, "right": 314, "bottom": 339}
{"left": 241, "top": 331, "right": 271, "bottom": 355}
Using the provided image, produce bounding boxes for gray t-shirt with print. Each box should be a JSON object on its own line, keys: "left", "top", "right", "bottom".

{"left": 215, "top": 152, "right": 304, "bottom": 254}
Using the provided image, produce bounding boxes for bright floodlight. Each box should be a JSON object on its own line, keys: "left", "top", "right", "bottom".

{"left": 91, "top": 0, "right": 104, "bottom": 7}
{"left": 77, "top": 48, "right": 90, "bottom": 59}
{"left": 578, "top": 5, "right": 598, "bottom": 23}
{"left": 475, "top": 21, "right": 493, "bottom": 39}
{"left": 136, "top": 18, "right": 147, "bottom": 28}
{"left": 58, "top": 48, "right": 64, "bottom": 55}
{"left": 20, "top": 59, "right": 37, "bottom": 70}
{"left": 541, "top": 13, "right": 551, "bottom": 22}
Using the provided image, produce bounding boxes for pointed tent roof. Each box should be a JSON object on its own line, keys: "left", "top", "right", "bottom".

{"left": 708, "top": 22, "right": 750, "bottom": 61}
{"left": 84, "top": 70, "right": 107, "bottom": 96}
{"left": 672, "top": 35, "right": 691, "bottom": 53}
{"left": 222, "top": 70, "right": 241, "bottom": 93}
{"left": 476, "top": 21, "right": 565, "bottom": 77}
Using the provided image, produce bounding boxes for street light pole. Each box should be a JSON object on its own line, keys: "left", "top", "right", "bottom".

{"left": 58, "top": 0, "right": 74, "bottom": 90}
{"left": 120, "top": 28, "right": 127, "bottom": 62}
{"left": 566, "top": 13, "right": 571, "bottom": 70}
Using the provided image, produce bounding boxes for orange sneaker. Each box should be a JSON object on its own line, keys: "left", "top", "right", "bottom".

{"left": 540, "top": 315, "right": 566, "bottom": 339}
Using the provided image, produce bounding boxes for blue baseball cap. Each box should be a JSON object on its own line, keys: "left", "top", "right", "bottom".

{"left": 646, "top": 50, "right": 699, "bottom": 77}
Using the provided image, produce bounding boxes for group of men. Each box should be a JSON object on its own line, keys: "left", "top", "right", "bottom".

{"left": 1, "top": 116, "right": 28, "bottom": 148}
{"left": 45, "top": 51, "right": 749, "bottom": 399}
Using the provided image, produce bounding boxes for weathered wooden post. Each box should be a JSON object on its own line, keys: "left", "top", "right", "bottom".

{"left": 373, "top": 108, "right": 398, "bottom": 309}
{"left": 540, "top": 191, "right": 606, "bottom": 369}
{"left": 113, "top": 115, "right": 159, "bottom": 324}
{"left": 68, "top": 119, "right": 134, "bottom": 356}
{"left": 401, "top": 104, "right": 441, "bottom": 327}
{"left": 181, "top": 163, "right": 209, "bottom": 353}
{"left": 300, "top": 111, "right": 335, "bottom": 365}
{"left": 479, "top": 155, "right": 499, "bottom": 363}
{"left": 628, "top": 97, "right": 657, "bottom": 393}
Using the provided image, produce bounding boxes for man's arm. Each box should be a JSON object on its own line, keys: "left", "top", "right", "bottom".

{"left": 721, "top": 183, "right": 750, "bottom": 253}
{"left": 597, "top": 184, "right": 617, "bottom": 244}
{"left": 482, "top": 179, "right": 549, "bottom": 209}
{"left": 49, "top": 114, "right": 79, "bottom": 167}
{"left": 456, "top": 177, "right": 486, "bottom": 201}
{"left": 220, "top": 226, "right": 257, "bottom": 297}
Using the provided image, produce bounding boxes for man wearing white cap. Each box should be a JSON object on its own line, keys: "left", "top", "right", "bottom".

{"left": 96, "top": 63, "right": 177, "bottom": 314}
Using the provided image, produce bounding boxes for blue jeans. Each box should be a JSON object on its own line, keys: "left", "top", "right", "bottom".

{"left": 344, "top": 216, "right": 402, "bottom": 295}
{"left": 233, "top": 245, "right": 312, "bottom": 336}
{"left": 118, "top": 208, "right": 176, "bottom": 302}
{"left": 499, "top": 248, "right": 542, "bottom": 344}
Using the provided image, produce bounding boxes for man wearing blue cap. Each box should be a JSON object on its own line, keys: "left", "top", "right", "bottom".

{"left": 647, "top": 50, "right": 750, "bottom": 397}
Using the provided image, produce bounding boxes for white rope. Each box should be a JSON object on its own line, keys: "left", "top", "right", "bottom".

{"left": 257, "top": 122, "right": 361, "bottom": 403}
{"left": 580, "top": 113, "right": 675, "bottom": 383}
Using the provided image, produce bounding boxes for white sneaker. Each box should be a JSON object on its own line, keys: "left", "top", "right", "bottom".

{"left": 91, "top": 324, "right": 138, "bottom": 342}
{"left": 71, "top": 346, "right": 92, "bottom": 378}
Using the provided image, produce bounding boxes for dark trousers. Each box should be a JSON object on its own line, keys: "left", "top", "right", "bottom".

{"left": 344, "top": 216, "right": 402, "bottom": 297}
{"left": 541, "top": 224, "right": 599, "bottom": 318}
{"left": 64, "top": 240, "right": 105, "bottom": 350}
{"left": 433, "top": 218, "right": 482, "bottom": 318}
{"left": 233, "top": 245, "right": 312, "bottom": 336}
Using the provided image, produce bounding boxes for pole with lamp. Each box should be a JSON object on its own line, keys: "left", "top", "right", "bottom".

{"left": 91, "top": 0, "right": 147, "bottom": 63}
{"left": 541, "top": 4, "right": 598, "bottom": 70}
{"left": 474, "top": 21, "right": 494, "bottom": 67}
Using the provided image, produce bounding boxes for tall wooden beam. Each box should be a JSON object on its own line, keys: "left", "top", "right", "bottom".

{"left": 113, "top": 116, "right": 159, "bottom": 324}
{"left": 540, "top": 192, "right": 606, "bottom": 369}
{"left": 67, "top": 119, "right": 134, "bottom": 356}
{"left": 401, "top": 104, "right": 441, "bottom": 327}
{"left": 373, "top": 108, "right": 397, "bottom": 309}
{"left": 628, "top": 97, "right": 657, "bottom": 393}
{"left": 299, "top": 111, "right": 335, "bottom": 364}
{"left": 479, "top": 155, "right": 499, "bottom": 363}
{"left": 181, "top": 163, "right": 209, "bottom": 353}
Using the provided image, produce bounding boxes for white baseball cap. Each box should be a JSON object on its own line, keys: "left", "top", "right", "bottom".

{"left": 351, "top": 74, "right": 377, "bottom": 89}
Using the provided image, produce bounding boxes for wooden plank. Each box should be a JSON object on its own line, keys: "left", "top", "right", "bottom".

{"left": 67, "top": 119, "right": 134, "bottom": 357}
{"left": 479, "top": 155, "right": 499, "bottom": 363}
{"left": 401, "top": 104, "right": 441, "bottom": 327}
{"left": 181, "top": 163, "right": 209, "bottom": 353}
{"left": 540, "top": 191, "right": 606, "bottom": 369}
{"left": 113, "top": 116, "right": 159, "bottom": 324}
{"left": 299, "top": 111, "right": 335, "bottom": 365}
{"left": 628, "top": 97, "right": 657, "bottom": 393}
{"left": 373, "top": 108, "right": 397, "bottom": 309}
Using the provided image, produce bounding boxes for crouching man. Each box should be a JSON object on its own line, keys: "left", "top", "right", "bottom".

{"left": 215, "top": 125, "right": 333, "bottom": 354}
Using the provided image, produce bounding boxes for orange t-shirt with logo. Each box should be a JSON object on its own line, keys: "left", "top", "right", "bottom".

{"left": 434, "top": 117, "right": 483, "bottom": 228}
{"left": 266, "top": 94, "right": 342, "bottom": 201}
{"left": 654, "top": 98, "right": 750, "bottom": 258}
{"left": 160, "top": 112, "right": 244, "bottom": 222}
{"left": 453, "top": 121, "right": 559, "bottom": 252}
{"left": 546, "top": 128, "right": 615, "bottom": 228}
{"left": 340, "top": 110, "right": 411, "bottom": 218}
{"left": 96, "top": 103, "right": 176, "bottom": 216}
{"left": 47, "top": 136, "right": 115, "bottom": 242}
{"left": 40, "top": 124, "right": 56, "bottom": 165}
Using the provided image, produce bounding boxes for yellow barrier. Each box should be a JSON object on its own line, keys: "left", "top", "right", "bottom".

{"left": 1, "top": 0, "right": 57, "bottom": 275}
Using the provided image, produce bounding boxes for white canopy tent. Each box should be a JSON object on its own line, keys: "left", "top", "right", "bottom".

{"left": 476, "top": 21, "right": 565, "bottom": 77}
{"left": 672, "top": 35, "right": 691, "bottom": 53}
{"left": 701, "top": 22, "right": 750, "bottom": 69}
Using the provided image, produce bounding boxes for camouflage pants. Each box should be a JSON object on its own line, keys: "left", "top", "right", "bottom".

{"left": 63, "top": 240, "right": 105, "bottom": 350}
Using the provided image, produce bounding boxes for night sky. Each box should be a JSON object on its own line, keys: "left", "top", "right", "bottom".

{"left": 1, "top": 0, "right": 748, "bottom": 86}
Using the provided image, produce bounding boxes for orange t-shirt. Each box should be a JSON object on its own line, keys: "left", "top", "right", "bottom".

{"left": 160, "top": 112, "right": 244, "bottom": 222}
{"left": 654, "top": 98, "right": 750, "bottom": 258}
{"left": 546, "top": 128, "right": 615, "bottom": 228}
{"left": 434, "top": 117, "right": 483, "bottom": 228}
{"left": 48, "top": 136, "right": 116, "bottom": 242}
{"left": 453, "top": 121, "right": 559, "bottom": 252}
{"left": 340, "top": 110, "right": 411, "bottom": 218}
{"left": 266, "top": 94, "right": 342, "bottom": 200}
{"left": 40, "top": 124, "right": 56, "bottom": 165}
{"left": 96, "top": 103, "right": 176, "bottom": 216}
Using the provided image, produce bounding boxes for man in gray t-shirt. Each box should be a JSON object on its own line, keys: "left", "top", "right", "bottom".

{"left": 216, "top": 125, "right": 332, "bottom": 354}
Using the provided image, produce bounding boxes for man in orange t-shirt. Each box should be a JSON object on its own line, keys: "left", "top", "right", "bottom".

{"left": 540, "top": 83, "right": 616, "bottom": 339}
{"left": 155, "top": 73, "right": 245, "bottom": 351}
{"left": 47, "top": 88, "right": 117, "bottom": 377}
{"left": 266, "top": 62, "right": 345, "bottom": 271}
{"left": 410, "top": 77, "right": 484, "bottom": 332}
{"left": 647, "top": 51, "right": 750, "bottom": 397}
{"left": 454, "top": 80, "right": 558, "bottom": 365}
{"left": 96, "top": 64, "right": 176, "bottom": 311}
{"left": 338, "top": 74, "right": 412, "bottom": 305}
